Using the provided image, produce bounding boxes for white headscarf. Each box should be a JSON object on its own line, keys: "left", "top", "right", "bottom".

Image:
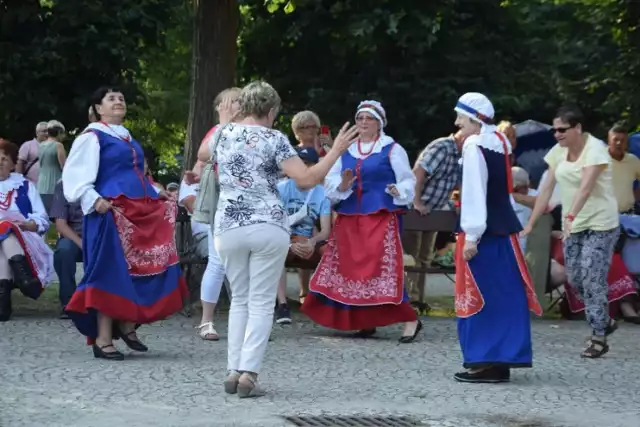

{"left": 454, "top": 92, "right": 497, "bottom": 134}
{"left": 355, "top": 100, "right": 387, "bottom": 128}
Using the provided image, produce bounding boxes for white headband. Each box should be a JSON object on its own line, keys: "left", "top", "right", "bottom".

{"left": 355, "top": 101, "right": 387, "bottom": 128}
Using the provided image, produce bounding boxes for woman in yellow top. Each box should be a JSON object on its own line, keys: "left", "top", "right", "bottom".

{"left": 524, "top": 105, "right": 619, "bottom": 359}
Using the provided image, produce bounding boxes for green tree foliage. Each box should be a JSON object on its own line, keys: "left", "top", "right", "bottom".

{"left": 0, "top": 0, "right": 181, "bottom": 144}
{"left": 239, "top": 0, "right": 640, "bottom": 158}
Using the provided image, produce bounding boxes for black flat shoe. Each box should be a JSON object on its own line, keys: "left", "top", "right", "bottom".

{"left": 355, "top": 328, "right": 377, "bottom": 338}
{"left": 454, "top": 367, "right": 510, "bottom": 384}
{"left": 92, "top": 344, "right": 125, "bottom": 361}
{"left": 113, "top": 325, "right": 148, "bottom": 352}
{"left": 399, "top": 320, "right": 423, "bottom": 344}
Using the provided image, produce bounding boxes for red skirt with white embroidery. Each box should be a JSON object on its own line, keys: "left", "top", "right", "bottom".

{"left": 302, "top": 212, "right": 416, "bottom": 330}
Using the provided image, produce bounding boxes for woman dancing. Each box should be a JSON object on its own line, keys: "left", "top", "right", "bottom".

{"left": 63, "top": 86, "right": 187, "bottom": 360}
{"left": 302, "top": 100, "right": 421, "bottom": 342}
{"left": 453, "top": 92, "right": 541, "bottom": 383}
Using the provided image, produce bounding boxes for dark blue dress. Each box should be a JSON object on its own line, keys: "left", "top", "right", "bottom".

{"left": 66, "top": 128, "right": 186, "bottom": 342}
{"left": 456, "top": 133, "right": 542, "bottom": 369}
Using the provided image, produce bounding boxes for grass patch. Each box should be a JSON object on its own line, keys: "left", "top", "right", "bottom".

{"left": 12, "top": 283, "right": 61, "bottom": 316}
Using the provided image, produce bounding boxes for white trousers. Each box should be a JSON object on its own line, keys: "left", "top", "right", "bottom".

{"left": 200, "top": 227, "right": 227, "bottom": 303}
{"left": 215, "top": 223, "right": 289, "bottom": 374}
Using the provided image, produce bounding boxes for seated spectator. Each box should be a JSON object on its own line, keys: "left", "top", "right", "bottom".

{"left": 166, "top": 182, "right": 180, "bottom": 196}
{"left": 607, "top": 123, "right": 640, "bottom": 214}
{"left": 0, "top": 140, "right": 54, "bottom": 321}
{"left": 50, "top": 180, "right": 84, "bottom": 319}
{"left": 291, "top": 111, "right": 332, "bottom": 158}
{"left": 512, "top": 167, "right": 561, "bottom": 305}
{"left": 511, "top": 166, "right": 537, "bottom": 253}
{"left": 275, "top": 147, "right": 331, "bottom": 324}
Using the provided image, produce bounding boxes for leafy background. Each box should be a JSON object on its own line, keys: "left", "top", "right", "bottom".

{"left": 2, "top": 0, "right": 639, "bottom": 182}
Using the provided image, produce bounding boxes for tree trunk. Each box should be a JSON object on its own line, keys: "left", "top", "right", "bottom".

{"left": 183, "top": 0, "right": 239, "bottom": 171}
{"left": 180, "top": 0, "right": 238, "bottom": 313}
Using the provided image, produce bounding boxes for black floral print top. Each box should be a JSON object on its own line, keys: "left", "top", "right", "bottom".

{"left": 210, "top": 123, "right": 298, "bottom": 236}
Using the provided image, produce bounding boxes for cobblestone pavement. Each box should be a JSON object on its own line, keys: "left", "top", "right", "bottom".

{"left": 1, "top": 313, "right": 639, "bottom": 427}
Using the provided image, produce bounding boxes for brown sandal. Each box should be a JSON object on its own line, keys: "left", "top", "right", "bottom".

{"left": 581, "top": 339, "right": 609, "bottom": 358}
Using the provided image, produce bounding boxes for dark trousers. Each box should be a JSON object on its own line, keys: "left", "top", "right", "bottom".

{"left": 53, "top": 238, "right": 83, "bottom": 309}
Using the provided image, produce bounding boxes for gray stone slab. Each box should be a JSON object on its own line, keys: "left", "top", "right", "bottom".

{"left": 1, "top": 313, "right": 639, "bottom": 427}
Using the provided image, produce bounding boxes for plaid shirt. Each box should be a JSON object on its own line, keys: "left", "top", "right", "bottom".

{"left": 417, "top": 136, "right": 461, "bottom": 210}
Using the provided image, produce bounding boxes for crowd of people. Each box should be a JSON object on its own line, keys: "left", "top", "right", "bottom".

{"left": 0, "top": 80, "right": 639, "bottom": 394}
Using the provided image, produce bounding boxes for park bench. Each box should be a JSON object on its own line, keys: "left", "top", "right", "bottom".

{"left": 175, "top": 208, "right": 459, "bottom": 314}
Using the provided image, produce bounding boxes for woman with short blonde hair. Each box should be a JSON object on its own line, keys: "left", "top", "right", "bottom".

{"left": 292, "top": 110, "right": 331, "bottom": 156}
{"left": 198, "top": 80, "right": 358, "bottom": 398}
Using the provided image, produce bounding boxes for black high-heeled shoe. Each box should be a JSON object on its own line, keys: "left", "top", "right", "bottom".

{"left": 92, "top": 343, "right": 125, "bottom": 361}
{"left": 399, "top": 320, "right": 423, "bottom": 344}
{"left": 113, "top": 324, "right": 148, "bottom": 352}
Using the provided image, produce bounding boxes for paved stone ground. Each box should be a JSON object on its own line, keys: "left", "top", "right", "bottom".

{"left": 1, "top": 312, "right": 640, "bottom": 427}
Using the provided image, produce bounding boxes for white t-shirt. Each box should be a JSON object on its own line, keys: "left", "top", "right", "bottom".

{"left": 178, "top": 180, "right": 209, "bottom": 236}
{"left": 512, "top": 188, "right": 538, "bottom": 253}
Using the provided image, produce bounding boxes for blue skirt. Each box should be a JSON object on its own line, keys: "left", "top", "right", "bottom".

{"left": 457, "top": 235, "right": 533, "bottom": 369}
{"left": 66, "top": 208, "right": 186, "bottom": 342}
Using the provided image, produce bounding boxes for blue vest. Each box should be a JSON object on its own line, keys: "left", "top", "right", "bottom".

{"left": 89, "top": 130, "right": 158, "bottom": 199}
{"left": 15, "top": 180, "right": 33, "bottom": 218}
{"left": 465, "top": 147, "right": 522, "bottom": 237}
{"left": 335, "top": 143, "right": 407, "bottom": 215}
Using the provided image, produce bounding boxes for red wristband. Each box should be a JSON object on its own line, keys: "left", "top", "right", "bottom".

{"left": 566, "top": 213, "right": 576, "bottom": 222}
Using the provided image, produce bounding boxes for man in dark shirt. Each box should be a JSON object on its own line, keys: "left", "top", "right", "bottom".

{"left": 49, "top": 180, "right": 83, "bottom": 318}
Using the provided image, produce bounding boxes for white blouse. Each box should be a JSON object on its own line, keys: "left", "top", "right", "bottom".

{"left": 324, "top": 134, "right": 415, "bottom": 206}
{"left": 0, "top": 173, "right": 49, "bottom": 233}
{"left": 460, "top": 129, "right": 512, "bottom": 243}
{"left": 62, "top": 122, "right": 132, "bottom": 215}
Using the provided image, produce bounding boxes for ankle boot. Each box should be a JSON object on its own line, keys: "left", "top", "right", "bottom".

{"left": 9, "top": 255, "right": 41, "bottom": 300}
{"left": 0, "top": 279, "right": 13, "bottom": 321}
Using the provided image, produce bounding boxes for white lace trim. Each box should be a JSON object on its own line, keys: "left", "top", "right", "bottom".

{"left": 460, "top": 129, "right": 511, "bottom": 165}
{"left": 85, "top": 122, "right": 131, "bottom": 140}
{"left": 0, "top": 173, "right": 28, "bottom": 193}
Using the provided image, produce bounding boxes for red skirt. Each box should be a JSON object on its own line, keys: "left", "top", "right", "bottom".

{"left": 551, "top": 237, "right": 637, "bottom": 316}
{"left": 302, "top": 212, "right": 416, "bottom": 330}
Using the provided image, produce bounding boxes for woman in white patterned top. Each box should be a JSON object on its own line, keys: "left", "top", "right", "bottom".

{"left": 197, "top": 81, "right": 358, "bottom": 398}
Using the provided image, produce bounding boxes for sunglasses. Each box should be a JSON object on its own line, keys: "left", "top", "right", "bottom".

{"left": 551, "top": 125, "right": 575, "bottom": 134}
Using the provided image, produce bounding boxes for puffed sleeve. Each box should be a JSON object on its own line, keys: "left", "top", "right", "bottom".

{"left": 26, "top": 181, "right": 49, "bottom": 234}
{"left": 62, "top": 132, "right": 102, "bottom": 215}
{"left": 460, "top": 138, "right": 488, "bottom": 242}
{"left": 386, "top": 143, "right": 416, "bottom": 205}
{"left": 324, "top": 157, "right": 352, "bottom": 203}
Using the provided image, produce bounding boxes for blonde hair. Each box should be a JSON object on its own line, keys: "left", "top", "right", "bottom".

{"left": 238, "top": 81, "right": 281, "bottom": 119}
{"left": 497, "top": 120, "right": 513, "bottom": 133}
{"left": 497, "top": 120, "right": 517, "bottom": 148}
{"left": 291, "top": 110, "right": 320, "bottom": 132}
{"left": 213, "top": 87, "right": 241, "bottom": 122}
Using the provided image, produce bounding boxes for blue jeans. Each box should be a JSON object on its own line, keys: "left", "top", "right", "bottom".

{"left": 54, "top": 238, "right": 83, "bottom": 309}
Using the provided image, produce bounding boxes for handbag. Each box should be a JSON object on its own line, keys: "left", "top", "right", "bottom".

{"left": 192, "top": 125, "right": 226, "bottom": 224}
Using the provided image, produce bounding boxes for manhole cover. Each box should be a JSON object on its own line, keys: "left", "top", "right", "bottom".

{"left": 282, "top": 415, "right": 423, "bottom": 426}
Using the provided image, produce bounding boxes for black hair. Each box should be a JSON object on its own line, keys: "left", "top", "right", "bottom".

{"left": 89, "top": 86, "right": 123, "bottom": 120}
{"left": 554, "top": 104, "right": 584, "bottom": 127}
{"left": 610, "top": 122, "right": 629, "bottom": 134}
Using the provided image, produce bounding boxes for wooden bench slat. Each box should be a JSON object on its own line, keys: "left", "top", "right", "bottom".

{"left": 177, "top": 209, "right": 459, "bottom": 274}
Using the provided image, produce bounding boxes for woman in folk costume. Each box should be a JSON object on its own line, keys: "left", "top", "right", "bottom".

{"left": 63, "top": 86, "right": 187, "bottom": 361}
{"left": 0, "top": 139, "right": 54, "bottom": 321}
{"left": 453, "top": 92, "right": 542, "bottom": 383}
{"left": 302, "top": 100, "right": 422, "bottom": 342}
